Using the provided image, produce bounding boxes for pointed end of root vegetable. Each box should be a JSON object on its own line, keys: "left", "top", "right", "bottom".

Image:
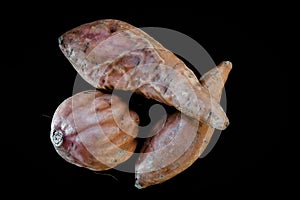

{"left": 218, "top": 61, "right": 232, "bottom": 83}
{"left": 135, "top": 182, "right": 144, "bottom": 189}
{"left": 201, "top": 61, "right": 232, "bottom": 130}
{"left": 200, "top": 61, "right": 232, "bottom": 91}
{"left": 135, "top": 173, "right": 147, "bottom": 189}
{"left": 208, "top": 108, "right": 230, "bottom": 130}
{"left": 135, "top": 177, "right": 153, "bottom": 189}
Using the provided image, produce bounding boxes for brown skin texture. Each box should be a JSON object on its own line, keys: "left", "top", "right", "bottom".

{"left": 50, "top": 90, "right": 139, "bottom": 171}
{"left": 59, "top": 19, "right": 229, "bottom": 130}
{"left": 135, "top": 61, "right": 232, "bottom": 188}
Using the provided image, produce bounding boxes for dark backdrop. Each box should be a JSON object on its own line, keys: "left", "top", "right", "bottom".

{"left": 7, "top": 8, "right": 288, "bottom": 198}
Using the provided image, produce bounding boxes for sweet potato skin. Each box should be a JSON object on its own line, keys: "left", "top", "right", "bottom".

{"left": 59, "top": 19, "right": 229, "bottom": 130}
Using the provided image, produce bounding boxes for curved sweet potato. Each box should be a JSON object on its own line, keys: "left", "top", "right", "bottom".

{"left": 135, "top": 61, "right": 232, "bottom": 188}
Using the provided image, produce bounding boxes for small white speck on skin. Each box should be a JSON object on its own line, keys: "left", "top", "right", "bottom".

{"left": 117, "top": 150, "right": 126, "bottom": 158}
{"left": 147, "top": 160, "right": 153, "bottom": 170}
{"left": 122, "top": 135, "right": 127, "bottom": 142}
{"left": 60, "top": 119, "right": 76, "bottom": 136}
{"left": 181, "top": 91, "right": 188, "bottom": 97}
{"left": 61, "top": 120, "right": 68, "bottom": 130}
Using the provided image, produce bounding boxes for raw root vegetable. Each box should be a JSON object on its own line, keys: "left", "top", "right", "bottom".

{"left": 50, "top": 90, "right": 139, "bottom": 171}
{"left": 58, "top": 19, "right": 229, "bottom": 130}
{"left": 135, "top": 61, "right": 232, "bottom": 189}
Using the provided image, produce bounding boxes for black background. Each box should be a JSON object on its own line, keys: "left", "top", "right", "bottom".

{"left": 7, "top": 7, "right": 288, "bottom": 198}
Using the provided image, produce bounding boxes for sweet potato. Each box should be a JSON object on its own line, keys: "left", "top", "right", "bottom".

{"left": 50, "top": 90, "right": 139, "bottom": 171}
{"left": 135, "top": 61, "right": 232, "bottom": 188}
{"left": 58, "top": 19, "right": 229, "bottom": 130}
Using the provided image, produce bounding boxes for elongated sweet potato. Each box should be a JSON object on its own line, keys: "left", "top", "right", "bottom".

{"left": 58, "top": 19, "right": 229, "bottom": 130}
{"left": 135, "top": 61, "right": 232, "bottom": 188}
{"left": 50, "top": 90, "right": 139, "bottom": 171}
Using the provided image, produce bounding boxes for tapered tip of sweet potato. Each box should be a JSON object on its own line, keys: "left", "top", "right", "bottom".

{"left": 135, "top": 182, "right": 144, "bottom": 189}
{"left": 218, "top": 61, "right": 232, "bottom": 83}
{"left": 208, "top": 107, "right": 230, "bottom": 130}
{"left": 200, "top": 61, "right": 232, "bottom": 88}
{"left": 200, "top": 61, "right": 232, "bottom": 130}
{"left": 135, "top": 176, "right": 153, "bottom": 189}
